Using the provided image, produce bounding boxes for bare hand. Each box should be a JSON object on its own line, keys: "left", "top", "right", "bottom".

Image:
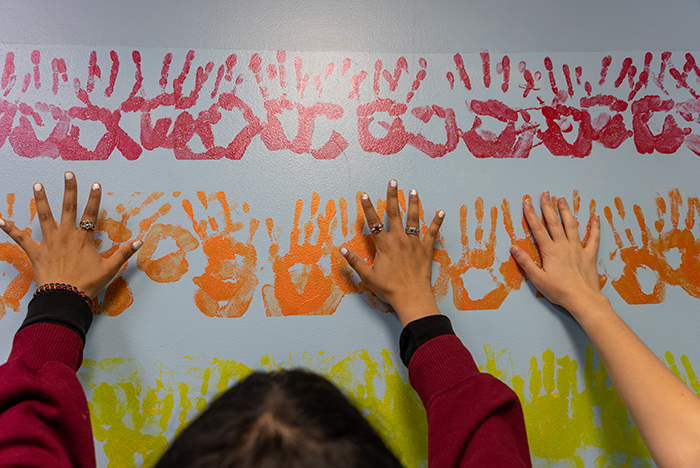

{"left": 509, "top": 191, "right": 602, "bottom": 314}
{"left": 340, "top": 180, "right": 444, "bottom": 326}
{"left": 0, "top": 172, "right": 142, "bottom": 298}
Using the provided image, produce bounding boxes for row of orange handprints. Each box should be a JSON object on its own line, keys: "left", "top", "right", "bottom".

{"left": 0, "top": 189, "right": 698, "bottom": 320}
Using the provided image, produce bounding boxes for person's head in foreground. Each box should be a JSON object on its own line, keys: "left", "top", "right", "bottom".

{"left": 155, "top": 369, "right": 404, "bottom": 468}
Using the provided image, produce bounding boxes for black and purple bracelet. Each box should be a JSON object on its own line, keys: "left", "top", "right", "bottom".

{"left": 34, "top": 282, "right": 92, "bottom": 306}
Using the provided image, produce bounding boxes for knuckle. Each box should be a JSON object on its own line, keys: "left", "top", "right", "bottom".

{"left": 63, "top": 202, "right": 77, "bottom": 213}
{"left": 38, "top": 212, "right": 52, "bottom": 222}
{"left": 84, "top": 205, "right": 99, "bottom": 218}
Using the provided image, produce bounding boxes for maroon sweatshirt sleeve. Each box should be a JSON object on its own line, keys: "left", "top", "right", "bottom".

{"left": 0, "top": 294, "right": 96, "bottom": 468}
{"left": 409, "top": 334, "right": 532, "bottom": 468}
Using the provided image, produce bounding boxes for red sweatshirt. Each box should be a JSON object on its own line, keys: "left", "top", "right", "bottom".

{"left": 0, "top": 297, "right": 531, "bottom": 467}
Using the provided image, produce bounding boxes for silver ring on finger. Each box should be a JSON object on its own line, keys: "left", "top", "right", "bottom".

{"left": 80, "top": 220, "right": 97, "bottom": 231}
{"left": 405, "top": 226, "right": 420, "bottom": 236}
{"left": 370, "top": 223, "right": 384, "bottom": 234}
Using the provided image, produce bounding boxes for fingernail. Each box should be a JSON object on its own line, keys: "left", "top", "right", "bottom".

{"left": 132, "top": 240, "right": 143, "bottom": 251}
{"left": 362, "top": 192, "right": 369, "bottom": 200}
{"left": 410, "top": 188, "right": 417, "bottom": 197}
{"left": 389, "top": 179, "right": 397, "bottom": 188}
{"left": 544, "top": 190, "right": 550, "bottom": 198}
{"left": 594, "top": 214, "right": 600, "bottom": 223}
{"left": 92, "top": 183, "right": 100, "bottom": 191}
{"left": 0, "top": 218, "right": 5, "bottom": 227}
{"left": 65, "top": 172, "right": 74, "bottom": 181}
{"left": 510, "top": 245, "right": 522, "bottom": 255}
{"left": 34, "top": 183, "right": 42, "bottom": 192}
{"left": 524, "top": 198, "right": 531, "bottom": 207}
{"left": 340, "top": 247, "right": 348, "bottom": 256}
{"left": 438, "top": 210, "right": 445, "bottom": 218}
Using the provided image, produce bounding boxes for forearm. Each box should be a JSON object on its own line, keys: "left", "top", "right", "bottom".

{"left": 571, "top": 295, "right": 700, "bottom": 467}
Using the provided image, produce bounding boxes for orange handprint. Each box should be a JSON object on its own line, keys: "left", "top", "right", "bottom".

{"left": 499, "top": 195, "right": 542, "bottom": 291}
{"left": 0, "top": 193, "right": 34, "bottom": 319}
{"left": 646, "top": 190, "right": 700, "bottom": 299}
{"left": 97, "top": 192, "right": 186, "bottom": 316}
{"left": 449, "top": 198, "right": 510, "bottom": 310}
{"left": 182, "top": 192, "right": 260, "bottom": 318}
{"left": 604, "top": 197, "right": 665, "bottom": 304}
{"left": 263, "top": 193, "right": 342, "bottom": 316}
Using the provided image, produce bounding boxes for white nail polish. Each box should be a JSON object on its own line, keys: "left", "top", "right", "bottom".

{"left": 362, "top": 192, "right": 369, "bottom": 200}
{"left": 33, "top": 183, "right": 42, "bottom": 192}
{"left": 65, "top": 172, "right": 74, "bottom": 181}
{"left": 389, "top": 180, "right": 397, "bottom": 188}
{"left": 340, "top": 247, "right": 348, "bottom": 256}
{"left": 438, "top": 210, "right": 445, "bottom": 218}
{"left": 0, "top": 218, "right": 5, "bottom": 227}
{"left": 132, "top": 240, "right": 143, "bottom": 250}
{"left": 92, "top": 183, "right": 100, "bottom": 191}
{"left": 410, "top": 189, "right": 417, "bottom": 196}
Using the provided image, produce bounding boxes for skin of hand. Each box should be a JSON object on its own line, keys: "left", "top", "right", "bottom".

{"left": 340, "top": 180, "right": 444, "bottom": 327}
{"left": 509, "top": 192, "right": 604, "bottom": 316}
{"left": 511, "top": 191, "right": 700, "bottom": 468}
{"left": 0, "top": 172, "right": 142, "bottom": 298}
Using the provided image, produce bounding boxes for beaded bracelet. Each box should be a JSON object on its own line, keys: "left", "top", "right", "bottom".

{"left": 34, "top": 283, "right": 92, "bottom": 306}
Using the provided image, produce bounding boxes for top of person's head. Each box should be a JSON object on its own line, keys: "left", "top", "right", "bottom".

{"left": 155, "top": 369, "right": 404, "bottom": 468}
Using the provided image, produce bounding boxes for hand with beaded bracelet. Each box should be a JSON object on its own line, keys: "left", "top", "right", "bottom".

{"left": 0, "top": 172, "right": 143, "bottom": 301}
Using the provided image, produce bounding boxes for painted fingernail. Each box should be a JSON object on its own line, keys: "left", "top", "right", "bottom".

{"left": 65, "top": 172, "right": 74, "bottom": 181}
{"left": 340, "top": 247, "right": 348, "bottom": 256}
{"left": 132, "top": 240, "right": 143, "bottom": 251}
{"left": 0, "top": 218, "right": 5, "bottom": 227}
{"left": 410, "top": 188, "right": 417, "bottom": 197}
{"left": 389, "top": 179, "right": 397, "bottom": 188}
{"left": 92, "top": 183, "right": 100, "bottom": 191}
{"left": 361, "top": 192, "right": 369, "bottom": 200}
{"left": 34, "top": 183, "right": 42, "bottom": 192}
{"left": 438, "top": 210, "right": 445, "bottom": 218}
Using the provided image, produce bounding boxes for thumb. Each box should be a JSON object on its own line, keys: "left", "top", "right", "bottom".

{"left": 509, "top": 245, "right": 543, "bottom": 283}
{"left": 340, "top": 246, "right": 372, "bottom": 281}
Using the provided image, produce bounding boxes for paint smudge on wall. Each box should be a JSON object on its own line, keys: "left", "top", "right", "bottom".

{"left": 2, "top": 48, "right": 700, "bottom": 162}
{"left": 1, "top": 189, "right": 699, "bottom": 320}
{"left": 78, "top": 347, "right": 699, "bottom": 468}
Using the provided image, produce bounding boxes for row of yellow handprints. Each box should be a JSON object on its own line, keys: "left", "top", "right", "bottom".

{"left": 78, "top": 346, "right": 699, "bottom": 468}
{"left": 1, "top": 189, "right": 699, "bottom": 318}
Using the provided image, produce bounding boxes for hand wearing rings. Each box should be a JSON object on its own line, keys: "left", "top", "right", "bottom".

{"left": 405, "top": 226, "right": 420, "bottom": 236}
{"left": 339, "top": 180, "right": 445, "bottom": 326}
{"left": 80, "top": 220, "right": 97, "bottom": 231}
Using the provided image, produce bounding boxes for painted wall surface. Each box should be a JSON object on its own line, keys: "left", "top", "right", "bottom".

{"left": 0, "top": 3, "right": 699, "bottom": 468}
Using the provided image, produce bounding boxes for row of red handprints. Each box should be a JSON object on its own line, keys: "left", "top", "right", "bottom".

{"left": 0, "top": 189, "right": 698, "bottom": 319}
{"left": 1, "top": 49, "right": 700, "bottom": 160}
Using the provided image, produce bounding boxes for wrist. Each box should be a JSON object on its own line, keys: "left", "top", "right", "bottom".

{"left": 390, "top": 291, "right": 441, "bottom": 327}
{"left": 564, "top": 291, "right": 613, "bottom": 324}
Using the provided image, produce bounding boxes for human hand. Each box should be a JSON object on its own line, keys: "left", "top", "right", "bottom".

{"left": 509, "top": 192, "right": 603, "bottom": 315}
{"left": 340, "top": 180, "right": 444, "bottom": 326}
{"left": 0, "top": 172, "right": 142, "bottom": 298}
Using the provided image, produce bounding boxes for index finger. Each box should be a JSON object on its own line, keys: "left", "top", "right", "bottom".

{"left": 60, "top": 171, "right": 78, "bottom": 228}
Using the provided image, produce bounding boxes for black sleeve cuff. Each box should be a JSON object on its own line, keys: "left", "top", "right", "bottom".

{"left": 19, "top": 291, "right": 93, "bottom": 344}
{"left": 399, "top": 315, "right": 455, "bottom": 367}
